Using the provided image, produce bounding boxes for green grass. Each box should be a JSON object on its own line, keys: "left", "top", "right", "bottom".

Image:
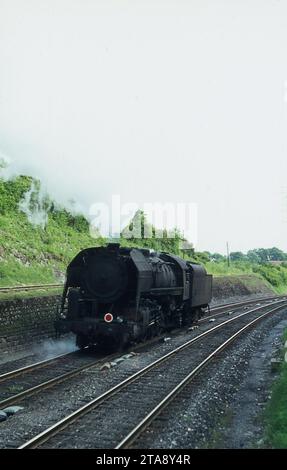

{"left": 205, "top": 261, "right": 253, "bottom": 276}
{"left": 205, "top": 261, "right": 287, "bottom": 294}
{"left": 264, "top": 328, "right": 287, "bottom": 448}
{"left": 1, "top": 174, "right": 287, "bottom": 296}
{"left": 0, "top": 175, "right": 188, "bottom": 286}
{"left": 0, "top": 210, "right": 105, "bottom": 287}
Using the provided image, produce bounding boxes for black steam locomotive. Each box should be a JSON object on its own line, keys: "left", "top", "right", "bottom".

{"left": 55, "top": 243, "right": 212, "bottom": 349}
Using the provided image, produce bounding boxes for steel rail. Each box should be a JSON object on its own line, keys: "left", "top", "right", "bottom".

{"left": 0, "top": 350, "right": 123, "bottom": 409}
{"left": 116, "top": 303, "right": 286, "bottom": 449}
{"left": 1, "top": 318, "right": 210, "bottom": 408}
{"left": 0, "top": 284, "right": 62, "bottom": 293}
{"left": 1, "top": 295, "right": 281, "bottom": 383}
{"left": 0, "top": 351, "right": 77, "bottom": 383}
{"left": 200, "top": 296, "right": 279, "bottom": 323}
{"left": 18, "top": 299, "right": 287, "bottom": 449}
{"left": 210, "top": 294, "right": 285, "bottom": 312}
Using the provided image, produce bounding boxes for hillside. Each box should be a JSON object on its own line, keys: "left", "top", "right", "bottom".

{"left": 0, "top": 172, "right": 287, "bottom": 296}
{"left": 0, "top": 174, "right": 102, "bottom": 285}
{"left": 0, "top": 174, "right": 185, "bottom": 286}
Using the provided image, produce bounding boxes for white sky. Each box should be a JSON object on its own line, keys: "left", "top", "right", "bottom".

{"left": 1, "top": 0, "right": 287, "bottom": 253}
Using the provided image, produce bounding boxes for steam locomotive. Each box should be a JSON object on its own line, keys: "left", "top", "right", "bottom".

{"left": 55, "top": 243, "right": 213, "bottom": 349}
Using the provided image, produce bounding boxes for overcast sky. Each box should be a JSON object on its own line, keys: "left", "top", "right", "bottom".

{"left": 1, "top": 0, "right": 287, "bottom": 253}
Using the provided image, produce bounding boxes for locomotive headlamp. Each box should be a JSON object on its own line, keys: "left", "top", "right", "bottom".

{"left": 104, "top": 313, "right": 113, "bottom": 323}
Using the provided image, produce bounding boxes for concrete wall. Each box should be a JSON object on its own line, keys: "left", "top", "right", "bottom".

{"left": 0, "top": 295, "right": 61, "bottom": 354}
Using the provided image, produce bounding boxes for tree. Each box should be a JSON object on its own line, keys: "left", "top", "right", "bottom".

{"left": 247, "top": 249, "right": 264, "bottom": 264}
{"left": 210, "top": 253, "right": 226, "bottom": 262}
{"left": 268, "top": 247, "right": 287, "bottom": 261}
{"left": 247, "top": 248, "right": 287, "bottom": 264}
{"left": 230, "top": 251, "right": 246, "bottom": 261}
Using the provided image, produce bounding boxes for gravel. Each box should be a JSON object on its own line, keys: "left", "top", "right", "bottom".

{"left": 0, "top": 299, "right": 285, "bottom": 449}
{"left": 134, "top": 309, "right": 287, "bottom": 449}
{"left": 0, "top": 411, "right": 7, "bottom": 423}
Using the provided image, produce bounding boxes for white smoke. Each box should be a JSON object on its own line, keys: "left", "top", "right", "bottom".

{"left": 1, "top": 155, "right": 89, "bottom": 225}
{"left": 18, "top": 181, "right": 50, "bottom": 229}
{"left": 65, "top": 198, "right": 87, "bottom": 218}
{"left": 0, "top": 151, "right": 12, "bottom": 180}
{"left": 34, "top": 337, "right": 78, "bottom": 360}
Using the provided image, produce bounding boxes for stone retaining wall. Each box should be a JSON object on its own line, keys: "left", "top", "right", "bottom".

{"left": 0, "top": 295, "right": 61, "bottom": 354}
{"left": 0, "top": 274, "right": 275, "bottom": 355}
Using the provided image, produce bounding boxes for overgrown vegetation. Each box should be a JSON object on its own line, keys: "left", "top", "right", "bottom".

{"left": 263, "top": 328, "right": 287, "bottom": 448}
{"left": 0, "top": 174, "right": 104, "bottom": 285}
{"left": 203, "top": 259, "right": 287, "bottom": 294}
{"left": 0, "top": 171, "right": 287, "bottom": 295}
{"left": 0, "top": 174, "right": 186, "bottom": 286}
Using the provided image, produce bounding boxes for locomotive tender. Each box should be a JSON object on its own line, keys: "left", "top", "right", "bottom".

{"left": 55, "top": 243, "right": 212, "bottom": 349}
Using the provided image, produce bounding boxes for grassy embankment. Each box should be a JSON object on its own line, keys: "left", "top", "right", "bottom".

{"left": 205, "top": 261, "right": 287, "bottom": 295}
{"left": 0, "top": 173, "right": 287, "bottom": 296}
{"left": 0, "top": 174, "right": 186, "bottom": 289}
{"left": 263, "top": 328, "right": 287, "bottom": 448}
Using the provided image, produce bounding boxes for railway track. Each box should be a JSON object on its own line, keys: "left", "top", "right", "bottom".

{"left": 0, "top": 350, "right": 109, "bottom": 409}
{"left": 0, "top": 283, "right": 62, "bottom": 293}
{"left": 0, "top": 295, "right": 282, "bottom": 410}
{"left": 17, "top": 298, "right": 287, "bottom": 449}
{"left": 0, "top": 294, "right": 282, "bottom": 383}
{"left": 0, "top": 295, "right": 284, "bottom": 411}
{"left": 201, "top": 294, "right": 285, "bottom": 321}
{"left": 209, "top": 294, "right": 285, "bottom": 313}
{"left": 117, "top": 304, "right": 284, "bottom": 450}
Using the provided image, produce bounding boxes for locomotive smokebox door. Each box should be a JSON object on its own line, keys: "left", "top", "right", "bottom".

{"left": 83, "top": 250, "right": 129, "bottom": 303}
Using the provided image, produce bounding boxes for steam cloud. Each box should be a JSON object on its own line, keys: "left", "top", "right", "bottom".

{"left": 0, "top": 152, "right": 12, "bottom": 181}
{"left": 34, "top": 337, "right": 78, "bottom": 360}
{"left": 1, "top": 155, "right": 89, "bottom": 228}
{"left": 0, "top": 2, "right": 286, "bottom": 252}
{"left": 18, "top": 181, "right": 49, "bottom": 229}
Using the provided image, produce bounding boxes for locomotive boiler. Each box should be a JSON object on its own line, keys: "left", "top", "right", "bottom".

{"left": 55, "top": 243, "right": 212, "bottom": 349}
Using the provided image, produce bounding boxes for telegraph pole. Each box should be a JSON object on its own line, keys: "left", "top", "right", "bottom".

{"left": 226, "top": 241, "right": 230, "bottom": 267}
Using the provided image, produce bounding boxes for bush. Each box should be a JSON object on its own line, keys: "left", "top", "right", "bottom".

{"left": 0, "top": 175, "right": 32, "bottom": 214}
{"left": 252, "top": 264, "right": 287, "bottom": 288}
